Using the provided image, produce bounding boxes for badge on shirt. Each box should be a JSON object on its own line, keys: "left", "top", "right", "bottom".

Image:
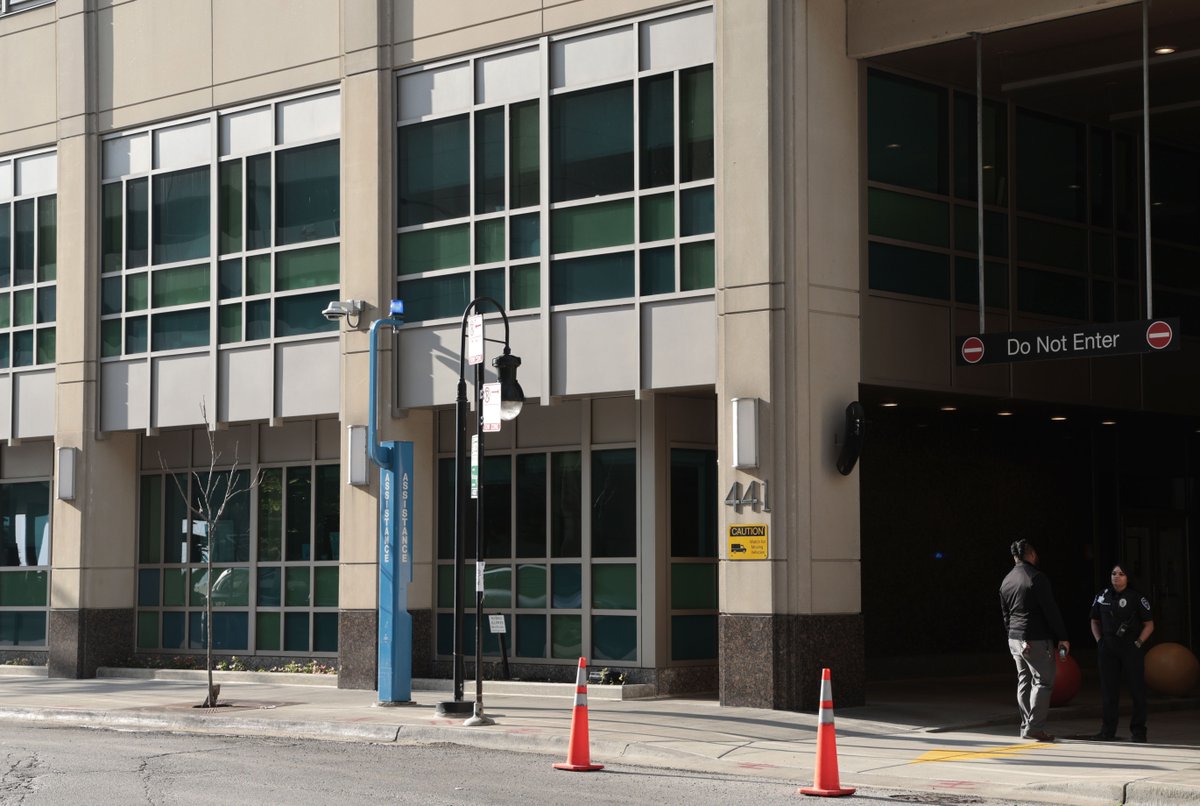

{"left": 1118, "top": 597, "right": 1127, "bottom": 608}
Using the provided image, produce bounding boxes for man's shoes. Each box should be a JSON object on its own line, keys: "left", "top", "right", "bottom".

{"left": 1131, "top": 734, "right": 1147, "bottom": 744}
{"left": 1089, "top": 733, "right": 1116, "bottom": 741}
{"left": 1022, "top": 731, "right": 1056, "bottom": 742}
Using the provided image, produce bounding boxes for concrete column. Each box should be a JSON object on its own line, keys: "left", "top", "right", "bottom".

{"left": 716, "top": 0, "right": 863, "bottom": 710}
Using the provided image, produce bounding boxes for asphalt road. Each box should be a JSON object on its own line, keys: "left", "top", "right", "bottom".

{"left": 0, "top": 723, "right": 1046, "bottom": 806}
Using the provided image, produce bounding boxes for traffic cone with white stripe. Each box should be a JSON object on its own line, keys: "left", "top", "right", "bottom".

{"left": 799, "top": 668, "right": 856, "bottom": 797}
{"left": 553, "top": 657, "right": 604, "bottom": 772}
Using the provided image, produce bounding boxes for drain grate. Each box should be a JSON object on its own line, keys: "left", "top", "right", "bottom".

{"left": 889, "top": 795, "right": 986, "bottom": 805}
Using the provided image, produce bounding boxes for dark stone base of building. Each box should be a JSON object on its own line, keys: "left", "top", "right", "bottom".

{"left": 719, "top": 613, "right": 864, "bottom": 710}
{"left": 338, "top": 608, "right": 433, "bottom": 691}
{"left": 48, "top": 608, "right": 134, "bottom": 679}
{"left": 426, "top": 659, "right": 718, "bottom": 696}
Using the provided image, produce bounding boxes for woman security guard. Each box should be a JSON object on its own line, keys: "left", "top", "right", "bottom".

{"left": 1089, "top": 563, "right": 1154, "bottom": 743}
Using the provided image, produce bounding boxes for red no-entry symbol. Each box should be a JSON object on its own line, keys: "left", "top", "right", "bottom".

{"left": 1146, "top": 320, "right": 1174, "bottom": 350}
{"left": 961, "top": 336, "right": 985, "bottom": 364}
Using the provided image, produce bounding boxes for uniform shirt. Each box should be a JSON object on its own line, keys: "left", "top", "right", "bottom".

{"left": 1090, "top": 586, "right": 1152, "bottom": 641}
{"left": 1000, "top": 560, "right": 1069, "bottom": 641}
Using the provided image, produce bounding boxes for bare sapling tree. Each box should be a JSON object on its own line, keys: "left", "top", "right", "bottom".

{"left": 161, "top": 403, "right": 260, "bottom": 708}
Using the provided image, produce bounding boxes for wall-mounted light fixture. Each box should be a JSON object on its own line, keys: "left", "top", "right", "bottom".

{"left": 347, "top": 425, "right": 369, "bottom": 486}
{"left": 57, "top": 446, "right": 78, "bottom": 501}
{"left": 731, "top": 397, "right": 759, "bottom": 469}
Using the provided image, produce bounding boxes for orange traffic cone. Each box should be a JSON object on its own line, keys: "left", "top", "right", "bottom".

{"left": 553, "top": 657, "right": 604, "bottom": 772}
{"left": 799, "top": 668, "right": 855, "bottom": 797}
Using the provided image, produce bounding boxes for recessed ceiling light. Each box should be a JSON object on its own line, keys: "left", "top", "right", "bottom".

{"left": 1067, "top": 184, "right": 1082, "bottom": 190}
{"left": 997, "top": 410, "right": 1013, "bottom": 417}
{"left": 982, "top": 164, "right": 994, "bottom": 171}
{"left": 1152, "top": 201, "right": 1164, "bottom": 207}
{"left": 885, "top": 143, "right": 902, "bottom": 149}
{"left": 881, "top": 402, "right": 899, "bottom": 408}
{"left": 1101, "top": 420, "right": 1117, "bottom": 426}
{"left": 940, "top": 406, "right": 958, "bottom": 412}
{"left": 1155, "top": 46, "right": 1176, "bottom": 55}
{"left": 1051, "top": 415, "right": 1067, "bottom": 422}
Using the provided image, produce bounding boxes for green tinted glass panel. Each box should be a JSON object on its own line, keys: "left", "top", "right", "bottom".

{"left": 284, "top": 612, "right": 309, "bottom": 652}
{"left": 680, "top": 241, "right": 714, "bottom": 291}
{"left": 257, "top": 567, "right": 281, "bottom": 607}
{"left": 641, "top": 73, "right": 674, "bottom": 188}
{"left": 137, "top": 569, "right": 159, "bottom": 606}
{"left": 275, "top": 291, "right": 340, "bottom": 337}
{"left": 218, "top": 304, "right": 242, "bottom": 344}
{"left": 476, "top": 268, "right": 504, "bottom": 305}
{"left": 152, "top": 264, "right": 209, "bottom": 307}
{"left": 13, "top": 200, "right": 32, "bottom": 285}
{"left": 592, "top": 615, "right": 636, "bottom": 661}
{"left": 276, "top": 141, "right": 340, "bottom": 245}
{"left": 163, "top": 568, "right": 186, "bottom": 607}
{"left": 0, "top": 336, "right": 9, "bottom": 369}
{"left": 0, "top": 482, "right": 47, "bottom": 563}
{"left": 680, "top": 186, "right": 714, "bottom": 237}
{"left": 211, "top": 568, "right": 249, "bottom": 607}
{"left": 551, "top": 452, "right": 582, "bottom": 558}
{"left": 314, "top": 566, "right": 339, "bottom": 608}
{"left": 13, "top": 289, "right": 33, "bottom": 326}
{"left": 511, "top": 100, "right": 540, "bottom": 209}
{"left": 592, "top": 450, "right": 637, "bottom": 558}
{"left": 219, "top": 259, "right": 242, "bottom": 299}
{"left": 247, "top": 154, "right": 271, "bottom": 250}
{"left": 137, "top": 612, "right": 159, "bottom": 650}
{"left": 0, "top": 205, "right": 8, "bottom": 287}
{"left": 671, "top": 563, "right": 717, "bottom": 610}
{"left": 551, "top": 83, "right": 633, "bottom": 202}
{"left": 102, "top": 184, "right": 123, "bottom": 272}
{"left": 640, "top": 246, "right": 674, "bottom": 295}
{"left": 399, "top": 273, "right": 469, "bottom": 323}
{"left": 1016, "top": 217, "right": 1087, "bottom": 271}
{"left": 101, "top": 277, "right": 122, "bottom": 316}
{"left": 37, "top": 195, "right": 56, "bottom": 281}
{"left": 151, "top": 309, "right": 209, "bottom": 350}
{"left": 550, "top": 253, "right": 634, "bottom": 305}
{"left": 189, "top": 569, "right": 208, "bottom": 607}
{"left": 510, "top": 213, "right": 540, "bottom": 259}
{"left": 475, "top": 218, "right": 505, "bottom": 264}
{"left": 219, "top": 160, "right": 242, "bottom": 255}
{"left": 551, "top": 200, "right": 633, "bottom": 254}
{"left": 126, "top": 273, "right": 148, "bottom": 311}
{"left": 12, "top": 331, "right": 32, "bottom": 367}
{"left": 152, "top": 166, "right": 210, "bottom": 264}
{"left": 483, "top": 565, "right": 512, "bottom": 609}
{"left": 551, "top": 614, "right": 582, "bottom": 659}
{"left": 285, "top": 467, "right": 311, "bottom": 561}
{"left": 127, "top": 178, "right": 149, "bottom": 268}
{"left": 36, "top": 288, "right": 55, "bottom": 323}
{"left": 313, "top": 612, "right": 337, "bottom": 652}
{"left": 516, "top": 614, "right": 546, "bottom": 658}
{"left": 867, "top": 70, "right": 947, "bottom": 193}
{"left": 1016, "top": 109, "right": 1085, "bottom": 221}
{"left": 551, "top": 563, "right": 581, "bottom": 609}
{"left": 867, "top": 241, "right": 950, "bottom": 299}
{"left": 398, "top": 115, "right": 469, "bottom": 227}
{"left": 641, "top": 193, "right": 674, "bottom": 242}
{"left": 672, "top": 614, "right": 717, "bottom": 661}
{"left": 953, "top": 206, "right": 1008, "bottom": 258}
{"left": 1018, "top": 267, "right": 1088, "bottom": 320}
{"left": 285, "top": 566, "right": 310, "bottom": 607}
{"left": 276, "top": 244, "right": 338, "bottom": 291}
{"left": 246, "top": 300, "right": 270, "bottom": 340}
{"left": 247, "top": 254, "right": 271, "bottom": 295}
{"left": 36, "top": 328, "right": 54, "bottom": 365}
{"left": 125, "top": 316, "right": 147, "bottom": 354}
{"left": 437, "top": 564, "right": 453, "bottom": 609}
{"left": 398, "top": 225, "right": 470, "bottom": 275}
{"left": 953, "top": 257, "right": 1009, "bottom": 308}
{"left": 516, "top": 564, "right": 546, "bottom": 608}
{"left": 510, "top": 264, "right": 539, "bottom": 310}
{"left": 138, "top": 475, "right": 162, "bottom": 564}
{"left": 680, "top": 66, "right": 713, "bottom": 182}
{"left": 953, "top": 94, "right": 1008, "bottom": 205}
{"left": 868, "top": 188, "right": 948, "bottom": 247}
{"left": 515, "top": 454, "right": 546, "bottom": 557}
{"left": 0, "top": 571, "right": 47, "bottom": 606}
{"left": 0, "top": 295, "right": 7, "bottom": 327}
{"left": 592, "top": 564, "right": 636, "bottom": 609}
{"left": 256, "top": 611, "right": 281, "bottom": 652}
{"left": 0, "top": 611, "right": 46, "bottom": 646}
{"left": 476, "top": 107, "right": 505, "bottom": 214}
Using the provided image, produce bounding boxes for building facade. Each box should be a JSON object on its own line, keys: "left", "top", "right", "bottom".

{"left": 1, "top": 0, "right": 1195, "bottom": 711}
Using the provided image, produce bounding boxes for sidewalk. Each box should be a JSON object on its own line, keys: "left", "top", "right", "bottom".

{"left": 0, "top": 666, "right": 1196, "bottom": 805}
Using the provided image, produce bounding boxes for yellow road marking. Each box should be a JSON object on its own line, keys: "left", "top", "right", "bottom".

{"left": 913, "top": 742, "right": 1053, "bottom": 763}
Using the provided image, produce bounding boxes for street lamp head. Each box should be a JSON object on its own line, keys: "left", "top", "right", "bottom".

{"left": 492, "top": 349, "right": 524, "bottom": 420}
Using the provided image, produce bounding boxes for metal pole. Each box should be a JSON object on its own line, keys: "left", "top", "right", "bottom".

{"left": 465, "top": 356, "right": 494, "bottom": 726}
{"left": 452, "top": 376, "right": 468, "bottom": 702}
{"left": 1142, "top": 0, "right": 1154, "bottom": 319}
{"left": 976, "top": 32, "right": 986, "bottom": 333}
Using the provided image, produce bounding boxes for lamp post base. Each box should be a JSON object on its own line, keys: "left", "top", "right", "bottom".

{"left": 463, "top": 702, "right": 495, "bottom": 727}
{"left": 436, "top": 700, "right": 474, "bottom": 716}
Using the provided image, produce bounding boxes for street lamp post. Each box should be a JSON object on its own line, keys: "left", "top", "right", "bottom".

{"left": 435, "top": 297, "right": 524, "bottom": 724}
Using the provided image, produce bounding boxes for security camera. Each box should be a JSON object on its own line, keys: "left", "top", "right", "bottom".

{"left": 321, "top": 299, "right": 365, "bottom": 322}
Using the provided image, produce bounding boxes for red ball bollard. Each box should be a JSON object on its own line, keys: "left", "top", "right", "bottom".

{"left": 1050, "top": 651, "right": 1081, "bottom": 707}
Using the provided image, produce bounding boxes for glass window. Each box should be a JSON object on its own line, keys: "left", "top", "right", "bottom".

{"left": 510, "top": 213, "right": 539, "bottom": 260}
{"left": 592, "top": 614, "right": 636, "bottom": 661}
{"left": 150, "top": 308, "right": 209, "bottom": 351}
{"left": 275, "top": 291, "right": 339, "bottom": 337}
{"left": 510, "top": 264, "right": 539, "bottom": 310}
{"left": 0, "top": 482, "right": 51, "bottom": 568}
{"left": 398, "top": 225, "right": 470, "bottom": 275}
{"left": 592, "top": 449, "right": 636, "bottom": 558}
{"left": 551, "top": 452, "right": 582, "bottom": 558}
{"left": 641, "top": 73, "right": 674, "bottom": 188}
{"left": 475, "top": 218, "right": 505, "bottom": 264}
{"left": 127, "top": 178, "right": 149, "bottom": 269}
{"left": 551, "top": 200, "right": 633, "bottom": 254}
{"left": 285, "top": 467, "right": 312, "bottom": 561}
{"left": 399, "top": 116, "right": 470, "bottom": 227}
{"left": 867, "top": 71, "right": 947, "bottom": 194}
{"left": 592, "top": 564, "right": 636, "bottom": 609}
{"left": 670, "top": 449, "right": 716, "bottom": 557}
{"left": 482, "top": 455, "right": 512, "bottom": 559}
{"left": 680, "top": 66, "right": 713, "bottom": 183}
{"left": 1017, "top": 267, "right": 1087, "bottom": 320}
{"left": 640, "top": 246, "right": 674, "bottom": 295}
{"left": 151, "top": 264, "right": 209, "bottom": 308}
{"left": 510, "top": 100, "right": 540, "bottom": 209}
{"left": 551, "top": 252, "right": 634, "bottom": 305}
{"left": 551, "top": 83, "right": 633, "bottom": 202}
{"left": 953, "top": 94, "right": 1007, "bottom": 206}
{"left": 219, "top": 160, "right": 243, "bottom": 255}
{"left": 101, "top": 185, "right": 123, "bottom": 272}
{"left": 1016, "top": 110, "right": 1085, "bottom": 222}
{"left": 868, "top": 241, "right": 950, "bottom": 300}
{"left": 13, "top": 200, "right": 33, "bottom": 286}
{"left": 671, "top": 614, "right": 716, "bottom": 661}
{"left": 953, "top": 257, "right": 1009, "bottom": 309}
{"left": 276, "top": 141, "right": 340, "bottom": 245}
{"left": 476, "top": 268, "right": 504, "bottom": 305}
{"left": 218, "top": 304, "right": 241, "bottom": 344}
{"left": 680, "top": 186, "right": 713, "bottom": 237}
{"left": 515, "top": 453, "right": 546, "bottom": 558}
{"left": 1016, "top": 217, "right": 1087, "bottom": 272}
{"left": 476, "top": 108, "right": 505, "bottom": 214}
{"left": 680, "top": 241, "right": 714, "bottom": 291}
{"left": 152, "top": 167, "right": 210, "bottom": 264}
{"left": 246, "top": 154, "right": 272, "bottom": 251}
{"left": 868, "top": 189, "right": 948, "bottom": 248}
{"left": 37, "top": 196, "right": 56, "bottom": 281}
{"left": 398, "top": 273, "right": 470, "bottom": 323}
{"left": 275, "top": 244, "right": 339, "bottom": 291}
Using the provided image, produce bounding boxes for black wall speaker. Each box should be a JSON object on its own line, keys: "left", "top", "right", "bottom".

{"left": 836, "top": 401, "right": 866, "bottom": 476}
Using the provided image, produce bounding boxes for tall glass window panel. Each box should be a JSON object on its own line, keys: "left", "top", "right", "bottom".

{"left": 0, "top": 482, "right": 51, "bottom": 568}
{"left": 680, "top": 241, "right": 714, "bottom": 291}
{"left": 515, "top": 453, "right": 547, "bottom": 557}
{"left": 953, "top": 257, "right": 1009, "bottom": 309}
{"left": 510, "top": 100, "right": 539, "bottom": 209}
{"left": 218, "top": 161, "right": 243, "bottom": 255}
{"left": 101, "top": 186, "right": 122, "bottom": 272}
{"left": 399, "top": 116, "right": 469, "bottom": 227}
{"left": 953, "top": 94, "right": 1007, "bottom": 206}
{"left": 670, "top": 449, "right": 717, "bottom": 557}
{"left": 152, "top": 167, "right": 211, "bottom": 265}
{"left": 680, "top": 66, "right": 713, "bottom": 182}
{"left": 867, "top": 71, "right": 948, "bottom": 194}
{"left": 1016, "top": 110, "right": 1085, "bottom": 222}
{"left": 1090, "top": 128, "right": 1113, "bottom": 229}
{"left": 0, "top": 207, "right": 8, "bottom": 288}
{"left": 1151, "top": 143, "right": 1200, "bottom": 247}
{"left": 640, "top": 246, "right": 674, "bottom": 295}
{"left": 510, "top": 264, "right": 539, "bottom": 310}
{"left": 127, "top": 178, "right": 149, "bottom": 268}
{"left": 13, "top": 200, "right": 33, "bottom": 286}
{"left": 246, "top": 154, "right": 272, "bottom": 250}
{"left": 286, "top": 467, "right": 313, "bottom": 561}
{"left": 1113, "top": 133, "right": 1138, "bottom": 233}
{"left": 476, "top": 108, "right": 505, "bottom": 214}
{"left": 640, "top": 73, "right": 674, "bottom": 188}
{"left": 481, "top": 455, "right": 512, "bottom": 559}
{"left": 276, "top": 141, "right": 340, "bottom": 246}
{"left": 551, "top": 83, "right": 634, "bottom": 202}
{"left": 258, "top": 468, "right": 283, "bottom": 561}
{"left": 314, "top": 465, "right": 340, "bottom": 561}
{"left": 551, "top": 452, "right": 582, "bottom": 558}
{"left": 591, "top": 449, "right": 636, "bottom": 558}
{"left": 37, "top": 196, "right": 56, "bottom": 281}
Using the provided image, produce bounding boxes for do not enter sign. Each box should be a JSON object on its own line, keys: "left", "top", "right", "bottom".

{"left": 961, "top": 336, "right": 985, "bottom": 364}
{"left": 1146, "top": 320, "right": 1174, "bottom": 350}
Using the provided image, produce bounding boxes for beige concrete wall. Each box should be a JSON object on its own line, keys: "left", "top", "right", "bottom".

{"left": 0, "top": 3, "right": 57, "bottom": 153}
{"left": 717, "top": 0, "right": 861, "bottom": 618}
{"left": 847, "top": 0, "right": 1137, "bottom": 58}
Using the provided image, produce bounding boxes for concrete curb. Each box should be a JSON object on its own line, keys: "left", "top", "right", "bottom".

{"left": 0, "top": 665, "right": 46, "bottom": 678}
{"left": 96, "top": 668, "right": 339, "bottom": 687}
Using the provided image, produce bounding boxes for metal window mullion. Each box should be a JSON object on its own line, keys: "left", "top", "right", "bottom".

{"left": 674, "top": 69, "right": 682, "bottom": 293}
{"left": 579, "top": 402, "right": 592, "bottom": 659}
{"left": 208, "top": 112, "right": 220, "bottom": 423}
{"left": 538, "top": 36, "right": 552, "bottom": 403}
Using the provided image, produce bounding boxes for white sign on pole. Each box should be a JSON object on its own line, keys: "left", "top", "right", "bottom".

{"left": 488, "top": 614, "right": 507, "bottom": 634}
{"left": 470, "top": 434, "right": 479, "bottom": 499}
{"left": 476, "top": 561, "right": 486, "bottom": 593}
{"left": 481, "top": 382, "right": 501, "bottom": 432}
{"left": 467, "top": 314, "right": 484, "bottom": 365}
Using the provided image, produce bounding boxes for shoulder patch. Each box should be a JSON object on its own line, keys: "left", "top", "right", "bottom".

{"left": 1141, "top": 597, "right": 1151, "bottom": 610}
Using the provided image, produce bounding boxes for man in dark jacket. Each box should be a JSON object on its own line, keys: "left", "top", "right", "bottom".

{"left": 999, "top": 539, "right": 1071, "bottom": 742}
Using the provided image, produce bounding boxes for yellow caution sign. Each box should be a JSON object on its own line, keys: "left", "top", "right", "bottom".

{"left": 727, "top": 524, "right": 768, "bottom": 560}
